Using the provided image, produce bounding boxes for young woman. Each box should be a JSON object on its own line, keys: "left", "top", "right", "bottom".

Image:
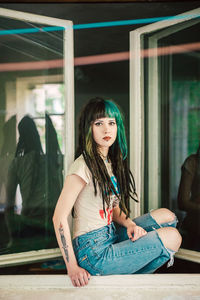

{"left": 53, "top": 97, "right": 182, "bottom": 287}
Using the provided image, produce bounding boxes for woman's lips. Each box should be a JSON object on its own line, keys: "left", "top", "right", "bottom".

{"left": 103, "top": 136, "right": 111, "bottom": 141}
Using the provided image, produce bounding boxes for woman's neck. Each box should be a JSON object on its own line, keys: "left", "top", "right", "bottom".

{"left": 98, "top": 147, "right": 109, "bottom": 162}
{"left": 98, "top": 146, "right": 109, "bottom": 158}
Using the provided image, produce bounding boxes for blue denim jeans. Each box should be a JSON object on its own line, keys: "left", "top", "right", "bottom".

{"left": 72, "top": 212, "right": 178, "bottom": 275}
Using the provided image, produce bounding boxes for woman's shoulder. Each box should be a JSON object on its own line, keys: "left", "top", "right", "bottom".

{"left": 70, "top": 154, "right": 87, "bottom": 168}
{"left": 182, "top": 154, "right": 197, "bottom": 174}
{"left": 74, "top": 154, "right": 85, "bottom": 163}
{"left": 67, "top": 154, "right": 91, "bottom": 184}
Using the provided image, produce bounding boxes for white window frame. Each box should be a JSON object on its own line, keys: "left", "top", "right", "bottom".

{"left": 0, "top": 8, "right": 74, "bottom": 266}
{"left": 129, "top": 7, "right": 200, "bottom": 263}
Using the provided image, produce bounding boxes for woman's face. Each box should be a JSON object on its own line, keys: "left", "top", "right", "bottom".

{"left": 92, "top": 117, "right": 117, "bottom": 154}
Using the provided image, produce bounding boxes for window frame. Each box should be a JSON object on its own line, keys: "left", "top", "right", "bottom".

{"left": 0, "top": 7, "right": 74, "bottom": 266}
{"left": 129, "top": 7, "right": 200, "bottom": 263}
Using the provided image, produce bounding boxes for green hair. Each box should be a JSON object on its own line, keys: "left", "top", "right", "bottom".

{"left": 104, "top": 99, "right": 127, "bottom": 160}
{"left": 85, "top": 127, "right": 93, "bottom": 157}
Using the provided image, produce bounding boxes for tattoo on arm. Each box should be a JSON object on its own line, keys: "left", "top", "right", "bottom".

{"left": 59, "top": 223, "right": 69, "bottom": 262}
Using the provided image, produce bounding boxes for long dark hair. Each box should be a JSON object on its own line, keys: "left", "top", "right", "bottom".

{"left": 45, "top": 113, "right": 63, "bottom": 201}
{"left": 76, "top": 97, "right": 138, "bottom": 217}
{"left": 15, "top": 115, "right": 43, "bottom": 157}
{"left": 15, "top": 115, "right": 44, "bottom": 199}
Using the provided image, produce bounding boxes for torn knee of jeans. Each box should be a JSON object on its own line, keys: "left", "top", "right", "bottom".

{"left": 168, "top": 213, "right": 178, "bottom": 226}
{"left": 149, "top": 210, "right": 162, "bottom": 228}
{"left": 166, "top": 249, "right": 176, "bottom": 268}
{"left": 150, "top": 209, "right": 178, "bottom": 228}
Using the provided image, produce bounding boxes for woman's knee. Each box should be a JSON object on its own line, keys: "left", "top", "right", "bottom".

{"left": 157, "top": 227, "right": 182, "bottom": 252}
{"left": 150, "top": 208, "right": 176, "bottom": 225}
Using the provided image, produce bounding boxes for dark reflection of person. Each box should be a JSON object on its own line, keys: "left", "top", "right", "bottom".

{"left": 5, "top": 115, "right": 47, "bottom": 250}
{"left": 5, "top": 114, "right": 63, "bottom": 251}
{"left": 0, "top": 116, "right": 16, "bottom": 252}
{"left": 45, "top": 113, "right": 63, "bottom": 230}
{"left": 178, "top": 143, "right": 200, "bottom": 251}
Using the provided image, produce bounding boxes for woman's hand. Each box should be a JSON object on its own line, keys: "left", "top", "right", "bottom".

{"left": 68, "top": 265, "right": 91, "bottom": 287}
{"left": 127, "top": 223, "right": 147, "bottom": 242}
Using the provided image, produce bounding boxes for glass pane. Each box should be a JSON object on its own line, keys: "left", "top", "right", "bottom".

{"left": 143, "top": 19, "right": 200, "bottom": 252}
{"left": 0, "top": 15, "right": 64, "bottom": 254}
{"left": 169, "top": 27, "right": 200, "bottom": 252}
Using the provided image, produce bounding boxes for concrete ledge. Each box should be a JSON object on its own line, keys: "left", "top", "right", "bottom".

{"left": 0, "top": 274, "right": 200, "bottom": 289}
{"left": 0, "top": 274, "right": 200, "bottom": 300}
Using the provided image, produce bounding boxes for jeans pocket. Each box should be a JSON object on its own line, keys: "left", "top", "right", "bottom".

{"left": 93, "top": 232, "right": 110, "bottom": 245}
{"left": 75, "top": 239, "right": 90, "bottom": 252}
{"left": 73, "top": 239, "right": 91, "bottom": 261}
{"left": 90, "top": 233, "right": 110, "bottom": 258}
{"left": 78, "top": 254, "right": 102, "bottom": 276}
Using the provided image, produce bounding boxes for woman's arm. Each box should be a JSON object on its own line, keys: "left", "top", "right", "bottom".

{"left": 113, "top": 205, "right": 147, "bottom": 241}
{"left": 53, "top": 174, "right": 91, "bottom": 287}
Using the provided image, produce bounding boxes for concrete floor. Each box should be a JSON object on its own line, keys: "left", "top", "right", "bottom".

{"left": 0, "top": 274, "right": 200, "bottom": 300}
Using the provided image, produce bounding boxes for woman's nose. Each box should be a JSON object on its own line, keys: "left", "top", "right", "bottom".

{"left": 103, "top": 124, "right": 110, "bottom": 133}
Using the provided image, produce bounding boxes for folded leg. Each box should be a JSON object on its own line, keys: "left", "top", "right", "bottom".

{"left": 115, "top": 210, "right": 178, "bottom": 243}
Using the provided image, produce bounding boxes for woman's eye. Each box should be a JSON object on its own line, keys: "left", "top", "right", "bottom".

{"left": 109, "top": 121, "right": 116, "bottom": 126}
{"left": 94, "top": 122, "right": 102, "bottom": 126}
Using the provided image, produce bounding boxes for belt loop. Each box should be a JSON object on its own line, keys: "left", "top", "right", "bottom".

{"left": 109, "top": 223, "right": 114, "bottom": 234}
{"left": 75, "top": 236, "right": 79, "bottom": 247}
{"left": 111, "top": 222, "right": 114, "bottom": 232}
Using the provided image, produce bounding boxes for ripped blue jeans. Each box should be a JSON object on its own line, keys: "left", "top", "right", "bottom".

{"left": 72, "top": 212, "right": 178, "bottom": 275}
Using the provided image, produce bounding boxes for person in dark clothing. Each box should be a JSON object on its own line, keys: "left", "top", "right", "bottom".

{"left": 178, "top": 143, "right": 200, "bottom": 251}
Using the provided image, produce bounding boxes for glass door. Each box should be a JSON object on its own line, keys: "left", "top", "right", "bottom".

{"left": 130, "top": 8, "right": 200, "bottom": 260}
{"left": 0, "top": 8, "right": 74, "bottom": 264}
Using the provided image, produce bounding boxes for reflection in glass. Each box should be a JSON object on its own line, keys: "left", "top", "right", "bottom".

{"left": 4, "top": 115, "right": 63, "bottom": 253}
{"left": 178, "top": 144, "right": 200, "bottom": 251}
{"left": 167, "top": 24, "right": 200, "bottom": 252}
{"left": 0, "top": 116, "right": 16, "bottom": 252}
{"left": 5, "top": 116, "right": 46, "bottom": 249}
{"left": 45, "top": 113, "right": 63, "bottom": 225}
{"left": 0, "top": 15, "right": 64, "bottom": 254}
{"left": 142, "top": 18, "right": 200, "bottom": 253}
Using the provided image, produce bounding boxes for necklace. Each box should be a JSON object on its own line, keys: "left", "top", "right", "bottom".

{"left": 99, "top": 152, "right": 107, "bottom": 160}
{"left": 100, "top": 154, "right": 109, "bottom": 163}
{"left": 99, "top": 153, "right": 112, "bottom": 174}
